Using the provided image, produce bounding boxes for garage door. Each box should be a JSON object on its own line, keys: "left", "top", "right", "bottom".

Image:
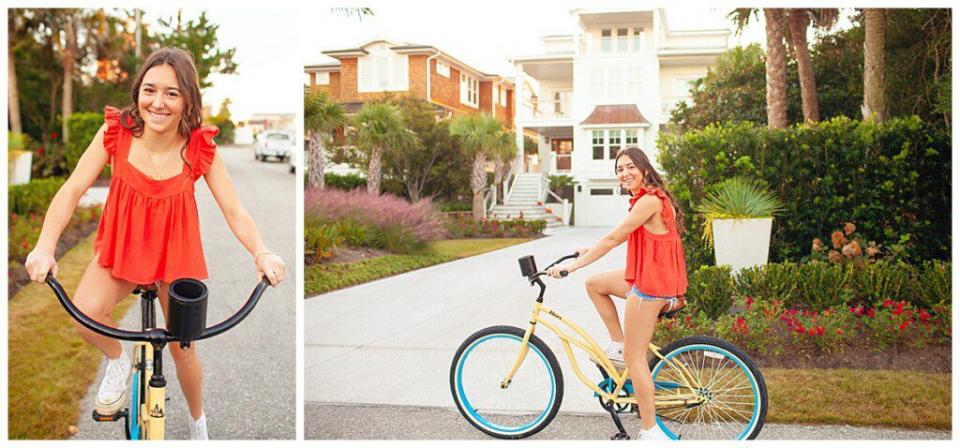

{"left": 577, "top": 181, "right": 630, "bottom": 226}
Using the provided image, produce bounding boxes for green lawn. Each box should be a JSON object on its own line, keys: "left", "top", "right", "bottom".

{"left": 765, "top": 368, "right": 951, "bottom": 430}
{"left": 8, "top": 235, "right": 138, "bottom": 439}
{"left": 305, "top": 238, "right": 533, "bottom": 297}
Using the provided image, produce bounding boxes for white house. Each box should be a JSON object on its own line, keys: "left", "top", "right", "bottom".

{"left": 507, "top": 8, "right": 730, "bottom": 226}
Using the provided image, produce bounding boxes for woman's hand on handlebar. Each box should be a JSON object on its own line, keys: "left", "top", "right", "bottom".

{"left": 256, "top": 252, "right": 285, "bottom": 286}
{"left": 25, "top": 248, "right": 58, "bottom": 284}
{"left": 546, "top": 264, "right": 573, "bottom": 279}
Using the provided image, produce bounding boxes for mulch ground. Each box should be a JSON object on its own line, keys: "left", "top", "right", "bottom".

{"left": 748, "top": 341, "right": 951, "bottom": 373}
{"left": 306, "top": 246, "right": 390, "bottom": 266}
{"left": 7, "top": 219, "right": 99, "bottom": 298}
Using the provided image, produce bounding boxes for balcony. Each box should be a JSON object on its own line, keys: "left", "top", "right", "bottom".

{"left": 522, "top": 97, "right": 572, "bottom": 121}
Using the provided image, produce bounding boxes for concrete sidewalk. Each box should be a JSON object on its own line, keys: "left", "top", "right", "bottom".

{"left": 305, "top": 227, "right": 627, "bottom": 414}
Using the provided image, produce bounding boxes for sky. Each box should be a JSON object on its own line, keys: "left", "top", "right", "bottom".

{"left": 6, "top": 0, "right": 864, "bottom": 123}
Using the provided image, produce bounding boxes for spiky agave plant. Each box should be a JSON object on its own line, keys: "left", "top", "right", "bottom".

{"left": 695, "top": 177, "right": 785, "bottom": 242}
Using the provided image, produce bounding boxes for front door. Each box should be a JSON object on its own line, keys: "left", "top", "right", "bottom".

{"left": 552, "top": 138, "right": 573, "bottom": 171}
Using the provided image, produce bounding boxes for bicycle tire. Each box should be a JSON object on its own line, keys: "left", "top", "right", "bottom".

{"left": 450, "top": 325, "right": 564, "bottom": 439}
{"left": 648, "top": 335, "right": 767, "bottom": 440}
{"left": 129, "top": 346, "right": 147, "bottom": 440}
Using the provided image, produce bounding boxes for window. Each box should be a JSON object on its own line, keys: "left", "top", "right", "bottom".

{"left": 592, "top": 130, "right": 605, "bottom": 160}
{"left": 591, "top": 129, "right": 641, "bottom": 160}
{"left": 500, "top": 87, "right": 507, "bottom": 106}
{"left": 632, "top": 28, "right": 644, "bottom": 51}
{"left": 460, "top": 73, "right": 479, "bottom": 107}
{"left": 590, "top": 188, "right": 614, "bottom": 196}
{"left": 493, "top": 86, "right": 498, "bottom": 106}
{"left": 357, "top": 44, "right": 408, "bottom": 92}
{"left": 437, "top": 60, "right": 450, "bottom": 78}
{"left": 601, "top": 29, "right": 612, "bottom": 53}
{"left": 608, "top": 130, "right": 622, "bottom": 159}
{"left": 314, "top": 72, "right": 330, "bottom": 85}
{"left": 617, "top": 28, "right": 628, "bottom": 52}
{"left": 591, "top": 64, "right": 642, "bottom": 99}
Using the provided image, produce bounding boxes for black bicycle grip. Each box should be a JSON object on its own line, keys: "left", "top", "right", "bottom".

{"left": 560, "top": 270, "right": 569, "bottom": 277}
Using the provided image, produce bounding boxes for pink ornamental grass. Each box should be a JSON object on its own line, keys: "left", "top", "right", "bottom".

{"left": 304, "top": 188, "right": 448, "bottom": 242}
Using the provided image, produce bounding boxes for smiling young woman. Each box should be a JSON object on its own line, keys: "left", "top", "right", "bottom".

{"left": 545, "top": 146, "right": 688, "bottom": 440}
{"left": 23, "top": 47, "right": 286, "bottom": 440}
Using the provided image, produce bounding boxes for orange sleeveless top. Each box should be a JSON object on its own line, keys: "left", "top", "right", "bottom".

{"left": 93, "top": 106, "right": 219, "bottom": 284}
{"left": 624, "top": 188, "right": 688, "bottom": 297}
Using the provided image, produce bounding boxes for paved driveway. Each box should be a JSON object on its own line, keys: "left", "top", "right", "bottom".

{"left": 74, "top": 146, "right": 296, "bottom": 440}
{"left": 305, "top": 227, "right": 624, "bottom": 414}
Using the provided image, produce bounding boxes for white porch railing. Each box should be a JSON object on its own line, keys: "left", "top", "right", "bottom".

{"left": 522, "top": 98, "right": 572, "bottom": 120}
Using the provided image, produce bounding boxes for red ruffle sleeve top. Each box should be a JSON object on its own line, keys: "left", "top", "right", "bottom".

{"left": 623, "top": 188, "right": 688, "bottom": 297}
{"left": 93, "top": 106, "right": 219, "bottom": 284}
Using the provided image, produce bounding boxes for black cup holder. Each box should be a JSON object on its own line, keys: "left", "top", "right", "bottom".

{"left": 518, "top": 256, "right": 538, "bottom": 278}
{"left": 168, "top": 278, "right": 208, "bottom": 348}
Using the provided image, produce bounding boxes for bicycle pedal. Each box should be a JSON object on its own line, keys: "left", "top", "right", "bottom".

{"left": 610, "top": 432, "right": 630, "bottom": 440}
{"left": 92, "top": 409, "right": 127, "bottom": 422}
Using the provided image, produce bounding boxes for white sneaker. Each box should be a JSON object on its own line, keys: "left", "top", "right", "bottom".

{"left": 191, "top": 414, "right": 209, "bottom": 440}
{"left": 604, "top": 341, "right": 625, "bottom": 366}
{"left": 638, "top": 423, "right": 672, "bottom": 440}
{"left": 95, "top": 350, "right": 130, "bottom": 415}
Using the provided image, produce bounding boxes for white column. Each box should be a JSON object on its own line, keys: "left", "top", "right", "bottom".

{"left": 515, "top": 63, "right": 525, "bottom": 172}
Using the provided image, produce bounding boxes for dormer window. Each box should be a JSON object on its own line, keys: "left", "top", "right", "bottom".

{"left": 358, "top": 43, "right": 409, "bottom": 93}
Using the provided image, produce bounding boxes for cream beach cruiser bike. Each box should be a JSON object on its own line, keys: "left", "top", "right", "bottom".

{"left": 449, "top": 253, "right": 767, "bottom": 440}
{"left": 46, "top": 274, "right": 271, "bottom": 440}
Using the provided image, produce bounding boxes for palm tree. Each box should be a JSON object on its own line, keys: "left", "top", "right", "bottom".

{"left": 730, "top": 8, "right": 788, "bottom": 129}
{"left": 353, "top": 102, "right": 417, "bottom": 194}
{"left": 491, "top": 130, "right": 517, "bottom": 204}
{"left": 450, "top": 113, "right": 503, "bottom": 220}
{"left": 786, "top": 9, "right": 838, "bottom": 124}
{"left": 303, "top": 88, "right": 346, "bottom": 189}
{"left": 863, "top": 8, "right": 887, "bottom": 122}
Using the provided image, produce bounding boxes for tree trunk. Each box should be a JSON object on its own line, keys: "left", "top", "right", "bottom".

{"left": 764, "top": 9, "right": 788, "bottom": 129}
{"left": 61, "top": 14, "right": 77, "bottom": 144}
{"left": 367, "top": 145, "right": 383, "bottom": 194}
{"left": 8, "top": 42, "right": 22, "bottom": 135}
{"left": 307, "top": 130, "right": 325, "bottom": 189}
{"left": 788, "top": 9, "right": 819, "bottom": 123}
{"left": 470, "top": 152, "right": 487, "bottom": 221}
{"left": 863, "top": 8, "right": 887, "bottom": 122}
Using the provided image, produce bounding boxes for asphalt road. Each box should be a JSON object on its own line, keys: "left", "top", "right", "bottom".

{"left": 304, "top": 403, "right": 951, "bottom": 440}
{"left": 73, "top": 145, "right": 296, "bottom": 440}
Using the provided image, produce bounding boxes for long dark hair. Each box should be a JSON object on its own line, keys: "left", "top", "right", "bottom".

{"left": 120, "top": 48, "right": 203, "bottom": 167}
{"left": 614, "top": 146, "right": 686, "bottom": 234}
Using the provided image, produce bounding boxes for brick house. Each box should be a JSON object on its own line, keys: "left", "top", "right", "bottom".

{"left": 305, "top": 38, "right": 514, "bottom": 128}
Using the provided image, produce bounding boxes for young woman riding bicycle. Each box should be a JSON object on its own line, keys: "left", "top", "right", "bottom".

{"left": 24, "top": 47, "right": 286, "bottom": 440}
{"left": 546, "top": 146, "right": 686, "bottom": 441}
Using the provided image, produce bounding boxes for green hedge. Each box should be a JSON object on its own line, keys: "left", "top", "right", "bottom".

{"left": 734, "top": 260, "right": 950, "bottom": 311}
{"left": 324, "top": 172, "right": 366, "bottom": 191}
{"left": 66, "top": 112, "right": 108, "bottom": 177}
{"left": 305, "top": 253, "right": 456, "bottom": 295}
{"left": 9, "top": 177, "right": 66, "bottom": 215}
{"left": 658, "top": 116, "right": 950, "bottom": 266}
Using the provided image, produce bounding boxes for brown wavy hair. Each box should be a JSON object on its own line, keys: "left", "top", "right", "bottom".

{"left": 120, "top": 48, "right": 203, "bottom": 168}
{"left": 614, "top": 146, "right": 686, "bottom": 234}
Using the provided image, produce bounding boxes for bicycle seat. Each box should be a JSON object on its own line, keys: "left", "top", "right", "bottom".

{"left": 658, "top": 296, "right": 686, "bottom": 319}
{"left": 133, "top": 283, "right": 159, "bottom": 295}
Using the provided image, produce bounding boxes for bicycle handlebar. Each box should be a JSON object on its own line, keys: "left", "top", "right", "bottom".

{"left": 45, "top": 274, "right": 271, "bottom": 344}
{"left": 531, "top": 252, "right": 580, "bottom": 281}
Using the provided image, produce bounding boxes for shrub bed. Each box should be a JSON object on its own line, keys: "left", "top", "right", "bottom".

{"left": 445, "top": 215, "right": 546, "bottom": 238}
{"left": 658, "top": 117, "right": 951, "bottom": 266}
{"left": 304, "top": 188, "right": 447, "bottom": 261}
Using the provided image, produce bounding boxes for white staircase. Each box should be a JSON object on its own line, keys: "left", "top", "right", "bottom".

{"left": 489, "top": 173, "right": 566, "bottom": 228}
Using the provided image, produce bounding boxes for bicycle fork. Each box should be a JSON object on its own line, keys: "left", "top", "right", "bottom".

{"left": 499, "top": 308, "right": 542, "bottom": 389}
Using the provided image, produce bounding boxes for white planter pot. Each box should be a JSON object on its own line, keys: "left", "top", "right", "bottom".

{"left": 9, "top": 152, "right": 33, "bottom": 185}
{"left": 712, "top": 217, "right": 773, "bottom": 274}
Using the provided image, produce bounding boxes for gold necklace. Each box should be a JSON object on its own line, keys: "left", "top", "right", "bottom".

{"left": 143, "top": 141, "right": 179, "bottom": 179}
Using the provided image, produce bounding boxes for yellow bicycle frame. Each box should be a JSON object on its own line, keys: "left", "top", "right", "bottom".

{"left": 502, "top": 301, "right": 707, "bottom": 410}
{"left": 133, "top": 342, "right": 165, "bottom": 440}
